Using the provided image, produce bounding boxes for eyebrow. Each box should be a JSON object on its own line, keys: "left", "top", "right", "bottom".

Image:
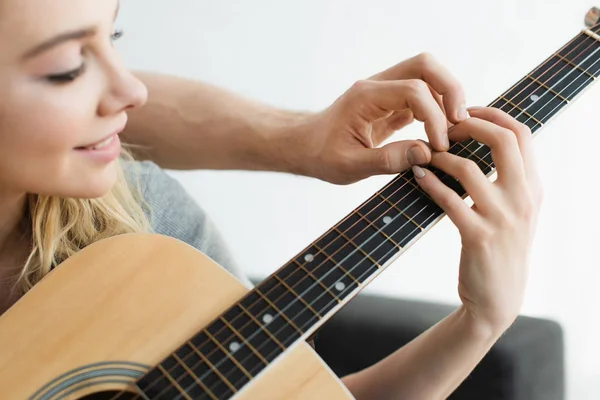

{"left": 21, "top": 1, "right": 120, "bottom": 61}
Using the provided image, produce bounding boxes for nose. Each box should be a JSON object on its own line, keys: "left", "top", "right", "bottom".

{"left": 97, "top": 52, "right": 148, "bottom": 117}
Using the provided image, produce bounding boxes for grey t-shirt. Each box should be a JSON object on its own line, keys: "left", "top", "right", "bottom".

{"left": 124, "top": 160, "right": 253, "bottom": 289}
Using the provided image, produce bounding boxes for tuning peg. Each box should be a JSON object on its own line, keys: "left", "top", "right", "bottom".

{"left": 585, "top": 7, "right": 600, "bottom": 28}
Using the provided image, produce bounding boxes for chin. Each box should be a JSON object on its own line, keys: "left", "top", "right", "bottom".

{"left": 72, "top": 163, "right": 119, "bottom": 199}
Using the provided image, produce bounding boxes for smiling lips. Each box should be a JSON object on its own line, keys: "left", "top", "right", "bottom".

{"left": 76, "top": 134, "right": 116, "bottom": 151}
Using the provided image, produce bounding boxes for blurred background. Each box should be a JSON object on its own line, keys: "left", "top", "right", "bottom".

{"left": 117, "top": 1, "right": 599, "bottom": 398}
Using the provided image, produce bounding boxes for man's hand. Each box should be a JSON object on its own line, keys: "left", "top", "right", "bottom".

{"left": 287, "top": 52, "right": 469, "bottom": 184}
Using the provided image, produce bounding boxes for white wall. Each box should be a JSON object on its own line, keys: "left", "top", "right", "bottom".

{"left": 117, "top": 1, "right": 599, "bottom": 398}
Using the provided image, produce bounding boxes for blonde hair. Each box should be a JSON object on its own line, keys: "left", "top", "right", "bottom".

{"left": 13, "top": 145, "right": 153, "bottom": 294}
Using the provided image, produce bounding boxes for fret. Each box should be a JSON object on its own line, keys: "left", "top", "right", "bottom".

{"left": 172, "top": 352, "right": 215, "bottom": 399}
{"left": 336, "top": 212, "right": 397, "bottom": 271}
{"left": 492, "top": 97, "right": 542, "bottom": 132}
{"left": 157, "top": 365, "right": 192, "bottom": 400}
{"left": 137, "top": 366, "right": 173, "bottom": 397}
{"left": 452, "top": 141, "right": 494, "bottom": 175}
{"left": 558, "top": 33, "right": 600, "bottom": 76}
{"left": 314, "top": 231, "right": 365, "bottom": 284}
{"left": 175, "top": 342, "right": 222, "bottom": 396}
{"left": 138, "top": 365, "right": 199, "bottom": 400}
{"left": 293, "top": 246, "right": 360, "bottom": 299}
{"left": 137, "top": 345, "right": 232, "bottom": 399}
{"left": 276, "top": 262, "right": 340, "bottom": 316}
{"left": 313, "top": 230, "right": 376, "bottom": 284}
{"left": 334, "top": 226, "right": 382, "bottom": 266}
{"left": 359, "top": 193, "right": 422, "bottom": 234}
{"left": 354, "top": 206, "right": 419, "bottom": 252}
{"left": 229, "top": 307, "right": 284, "bottom": 355}
{"left": 499, "top": 95, "right": 544, "bottom": 126}
{"left": 224, "top": 304, "right": 284, "bottom": 366}
{"left": 526, "top": 75, "right": 569, "bottom": 102}
{"left": 431, "top": 167, "right": 466, "bottom": 196}
{"left": 382, "top": 175, "right": 444, "bottom": 231}
{"left": 357, "top": 209, "right": 407, "bottom": 244}
{"left": 462, "top": 140, "right": 494, "bottom": 173}
{"left": 240, "top": 289, "right": 303, "bottom": 342}
{"left": 502, "top": 76, "right": 568, "bottom": 124}
{"left": 556, "top": 53, "right": 595, "bottom": 78}
{"left": 204, "top": 324, "right": 252, "bottom": 388}
{"left": 472, "top": 142, "right": 494, "bottom": 170}
{"left": 258, "top": 278, "right": 317, "bottom": 334}
{"left": 187, "top": 332, "right": 238, "bottom": 395}
{"left": 282, "top": 255, "right": 342, "bottom": 302}
{"left": 531, "top": 55, "right": 595, "bottom": 101}
{"left": 371, "top": 193, "right": 423, "bottom": 232}
{"left": 273, "top": 274, "right": 322, "bottom": 318}
{"left": 220, "top": 315, "right": 277, "bottom": 357}
{"left": 289, "top": 260, "right": 342, "bottom": 302}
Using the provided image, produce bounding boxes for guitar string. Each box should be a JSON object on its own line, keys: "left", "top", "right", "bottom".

{"left": 176, "top": 32, "right": 600, "bottom": 398}
{"left": 138, "top": 27, "right": 600, "bottom": 400}
{"left": 227, "top": 35, "right": 600, "bottom": 391}
{"left": 125, "top": 26, "right": 600, "bottom": 400}
{"left": 185, "top": 31, "right": 600, "bottom": 400}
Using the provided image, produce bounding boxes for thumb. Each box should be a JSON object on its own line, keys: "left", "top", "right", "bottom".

{"left": 353, "top": 140, "right": 432, "bottom": 177}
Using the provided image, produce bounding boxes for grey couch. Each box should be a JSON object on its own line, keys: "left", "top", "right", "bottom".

{"left": 313, "top": 294, "right": 565, "bottom": 400}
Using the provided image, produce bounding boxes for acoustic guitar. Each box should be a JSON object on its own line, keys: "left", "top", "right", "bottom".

{"left": 2, "top": 8, "right": 600, "bottom": 400}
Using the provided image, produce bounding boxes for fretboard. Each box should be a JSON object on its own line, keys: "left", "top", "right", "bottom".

{"left": 134, "top": 27, "right": 600, "bottom": 400}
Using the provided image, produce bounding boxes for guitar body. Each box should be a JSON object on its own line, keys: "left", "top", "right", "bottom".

{"left": 0, "top": 233, "right": 353, "bottom": 399}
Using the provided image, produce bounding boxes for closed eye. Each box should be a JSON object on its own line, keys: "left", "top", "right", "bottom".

{"left": 46, "top": 65, "right": 85, "bottom": 83}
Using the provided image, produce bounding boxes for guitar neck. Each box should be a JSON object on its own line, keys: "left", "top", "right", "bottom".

{"left": 136, "top": 23, "right": 600, "bottom": 398}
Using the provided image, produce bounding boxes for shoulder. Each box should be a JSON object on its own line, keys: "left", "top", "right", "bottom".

{"left": 122, "top": 160, "right": 252, "bottom": 288}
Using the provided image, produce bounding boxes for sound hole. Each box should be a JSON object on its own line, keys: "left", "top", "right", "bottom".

{"left": 79, "top": 391, "right": 137, "bottom": 399}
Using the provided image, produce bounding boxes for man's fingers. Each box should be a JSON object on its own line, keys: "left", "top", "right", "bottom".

{"left": 370, "top": 52, "right": 468, "bottom": 124}
{"left": 371, "top": 109, "right": 415, "bottom": 145}
{"left": 350, "top": 139, "right": 432, "bottom": 177}
{"left": 349, "top": 79, "right": 449, "bottom": 151}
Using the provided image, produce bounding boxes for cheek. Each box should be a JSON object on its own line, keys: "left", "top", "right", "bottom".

{"left": 0, "top": 84, "right": 117, "bottom": 198}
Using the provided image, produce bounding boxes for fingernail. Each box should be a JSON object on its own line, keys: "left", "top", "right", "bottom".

{"left": 412, "top": 165, "right": 426, "bottom": 179}
{"left": 417, "top": 139, "right": 433, "bottom": 152}
{"left": 442, "top": 135, "right": 450, "bottom": 150}
{"left": 407, "top": 146, "right": 427, "bottom": 166}
{"left": 458, "top": 103, "right": 469, "bottom": 120}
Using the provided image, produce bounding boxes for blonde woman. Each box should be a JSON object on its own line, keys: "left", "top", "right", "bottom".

{"left": 0, "top": 0, "right": 542, "bottom": 398}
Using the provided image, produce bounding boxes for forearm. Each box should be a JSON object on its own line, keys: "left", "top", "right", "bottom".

{"left": 341, "top": 306, "right": 505, "bottom": 400}
{"left": 123, "top": 71, "right": 311, "bottom": 171}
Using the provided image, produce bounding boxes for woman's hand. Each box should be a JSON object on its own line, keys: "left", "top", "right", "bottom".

{"left": 287, "top": 52, "right": 468, "bottom": 184}
{"left": 413, "top": 107, "right": 543, "bottom": 334}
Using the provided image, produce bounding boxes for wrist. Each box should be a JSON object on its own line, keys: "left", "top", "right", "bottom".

{"left": 456, "top": 305, "right": 512, "bottom": 341}
{"left": 265, "top": 110, "right": 318, "bottom": 176}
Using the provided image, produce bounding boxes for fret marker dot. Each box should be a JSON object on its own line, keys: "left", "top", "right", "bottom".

{"left": 335, "top": 282, "right": 346, "bottom": 291}
{"left": 530, "top": 94, "right": 540, "bottom": 102}
{"left": 229, "top": 341, "right": 241, "bottom": 353}
{"left": 383, "top": 216, "right": 393, "bottom": 225}
{"left": 262, "top": 313, "right": 274, "bottom": 324}
{"left": 304, "top": 254, "right": 314, "bottom": 262}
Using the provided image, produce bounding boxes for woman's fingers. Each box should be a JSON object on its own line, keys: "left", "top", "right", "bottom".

{"left": 446, "top": 115, "right": 526, "bottom": 184}
{"left": 428, "top": 151, "right": 496, "bottom": 211}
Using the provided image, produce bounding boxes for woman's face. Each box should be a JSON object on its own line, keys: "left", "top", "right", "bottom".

{"left": 0, "top": 0, "right": 147, "bottom": 199}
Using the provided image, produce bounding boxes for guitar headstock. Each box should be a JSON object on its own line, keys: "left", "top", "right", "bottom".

{"left": 585, "top": 7, "right": 600, "bottom": 32}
